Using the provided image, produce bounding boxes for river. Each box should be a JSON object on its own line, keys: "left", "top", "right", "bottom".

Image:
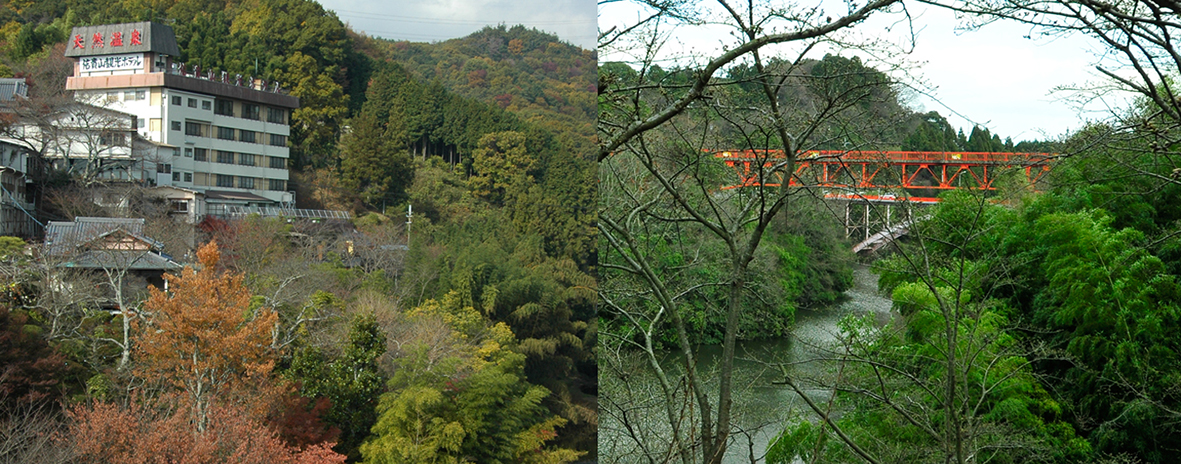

{"left": 599, "top": 265, "right": 895, "bottom": 463}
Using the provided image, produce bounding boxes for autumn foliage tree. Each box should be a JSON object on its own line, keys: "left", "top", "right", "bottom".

{"left": 70, "top": 400, "right": 345, "bottom": 464}
{"left": 135, "top": 241, "right": 280, "bottom": 432}
{"left": 67, "top": 241, "right": 346, "bottom": 464}
{"left": 0, "top": 296, "right": 68, "bottom": 409}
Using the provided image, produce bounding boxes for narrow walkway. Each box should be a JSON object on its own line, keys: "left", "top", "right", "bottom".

{"left": 853, "top": 218, "right": 918, "bottom": 253}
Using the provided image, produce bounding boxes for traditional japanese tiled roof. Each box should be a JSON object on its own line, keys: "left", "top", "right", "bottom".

{"left": 60, "top": 249, "right": 180, "bottom": 270}
{"left": 43, "top": 217, "right": 179, "bottom": 270}
{"left": 44, "top": 217, "right": 144, "bottom": 255}
{"left": 0, "top": 78, "right": 27, "bottom": 101}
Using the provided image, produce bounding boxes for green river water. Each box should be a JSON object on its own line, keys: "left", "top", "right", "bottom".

{"left": 600, "top": 265, "right": 895, "bottom": 463}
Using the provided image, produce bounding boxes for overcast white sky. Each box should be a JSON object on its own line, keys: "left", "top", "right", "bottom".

{"left": 315, "top": 0, "right": 598, "bottom": 49}
{"left": 599, "top": 1, "right": 1136, "bottom": 143}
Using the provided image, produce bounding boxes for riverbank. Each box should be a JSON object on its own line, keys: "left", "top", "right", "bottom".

{"left": 599, "top": 264, "right": 896, "bottom": 463}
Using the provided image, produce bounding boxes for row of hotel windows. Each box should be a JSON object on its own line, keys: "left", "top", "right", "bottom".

{"left": 156, "top": 164, "right": 285, "bottom": 190}
{"left": 181, "top": 148, "right": 287, "bottom": 168}
{"left": 171, "top": 95, "right": 287, "bottom": 124}
{"left": 107, "top": 90, "right": 287, "bottom": 125}
{"left": 209, "top": 175, "right": 286, "bottom": 190}
{"left": 107, "top": 90, "right": 146, "bottom": 102}
{"left": 178, "top": 121, "right": 287, "bottom": 146}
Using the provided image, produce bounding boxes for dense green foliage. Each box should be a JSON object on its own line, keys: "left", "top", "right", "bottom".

{"left": 806, "top": 151, "right": 1181, "bottom": 462}
{"left": 288, "top": 314, "right": 388, "bottom": 461}
{"left": 362, "top": 295, "right": 581, "bottom": 464}
{"left": 767, "top": 192, "right": 1096, "bottom": 463}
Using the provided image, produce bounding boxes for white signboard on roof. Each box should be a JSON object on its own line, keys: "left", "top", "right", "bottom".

{"left": 79, "top": 53, "right": 144, "bottom": 72}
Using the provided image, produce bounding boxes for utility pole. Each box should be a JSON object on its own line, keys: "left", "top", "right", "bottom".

{"left": 406, "top": 204, "right": 412, "bottom": 247}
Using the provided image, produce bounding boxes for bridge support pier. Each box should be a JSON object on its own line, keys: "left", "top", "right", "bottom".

{"left": 843, "top": 197, "right": 919, "bottom": 244}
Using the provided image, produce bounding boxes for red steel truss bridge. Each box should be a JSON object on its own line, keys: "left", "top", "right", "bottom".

{"left": 715, "top": 149, "right": 1057, "bottom": 202}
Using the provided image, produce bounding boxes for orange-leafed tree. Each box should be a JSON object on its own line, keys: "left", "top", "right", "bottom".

{"left": 135, "top": 241, "right": 280, "bottom": 432}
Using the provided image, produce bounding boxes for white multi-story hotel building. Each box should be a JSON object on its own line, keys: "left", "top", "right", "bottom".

{"left": 63, "top": 21, "right": 299, "bottom": 209}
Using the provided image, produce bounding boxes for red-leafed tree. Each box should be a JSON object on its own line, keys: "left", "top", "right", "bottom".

{"left": 269, "top": 391, "right": 342, "bottom": 449}
{"left": 69, "top": 401, "right": 345, "bottom": 464}
{"left": 0, "top": 292, "right": 67, "bottom": 409}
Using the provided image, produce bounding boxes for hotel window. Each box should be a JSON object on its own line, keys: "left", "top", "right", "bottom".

{"left": 171, "top": 95, "right": 181, "bottom": 105}
{"left": 194, "top": 148, "right": 208, "bottom": 161}
{"left": 214, "top": 99, "right": 234, "bottom": 116}
{"left": 216, "top": 174, "right": 233, "bottom": 187}
{"left": 238, "top": 177, "right": 255, "bottom": 189}
{"left": 217, "top": 150, "right": 234, "bottom": 164}
{"left": 269, "top": 134, "right": 287, "bottom": 147}
{"left": 217, "top": 126, "right": 235, "bottom": 140}
{"left": 242, "top": 103, "right": 260, "bottom": 120}
{"left": 267, "top": 107, "right": 286, "bottom": 124}
{"left": 269, "top": 156, "right": 286, "bottom": 169}
{"left": 238, "top": 153, "right": 255, "bottom": 166}
{"left": 185, "top": 121, "right": 207, "bottom": 137}
{"left": 239, "top": 130, "right": 256, "bottom": 144}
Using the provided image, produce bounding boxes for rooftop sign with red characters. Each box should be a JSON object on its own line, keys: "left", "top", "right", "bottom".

{"left": 64, "top": 22, "right": 179, "bottom": 58}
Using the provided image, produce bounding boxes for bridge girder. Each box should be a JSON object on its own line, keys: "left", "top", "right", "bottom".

{"left": 716, "top": 149, "right": 1056, "bottom": 197}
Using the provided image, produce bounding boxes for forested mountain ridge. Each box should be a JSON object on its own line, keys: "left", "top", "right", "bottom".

{"left": 0, "top": 1, "right": 596, "bottom": 462}
{"left": 372, "top": 25, "right": 597, "bottom": 161}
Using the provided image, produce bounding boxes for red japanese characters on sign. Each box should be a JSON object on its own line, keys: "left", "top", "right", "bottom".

{"left": 70, "top": 28, "right": 144, "bottom": 50}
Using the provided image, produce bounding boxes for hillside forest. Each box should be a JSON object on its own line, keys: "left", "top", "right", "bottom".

{"left": 0, "top": 0, "right": 597, "bottom": 462}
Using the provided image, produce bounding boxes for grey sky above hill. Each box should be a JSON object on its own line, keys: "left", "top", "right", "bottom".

{"left": 315, "top": 0, "right": 597, "bottom": 50}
